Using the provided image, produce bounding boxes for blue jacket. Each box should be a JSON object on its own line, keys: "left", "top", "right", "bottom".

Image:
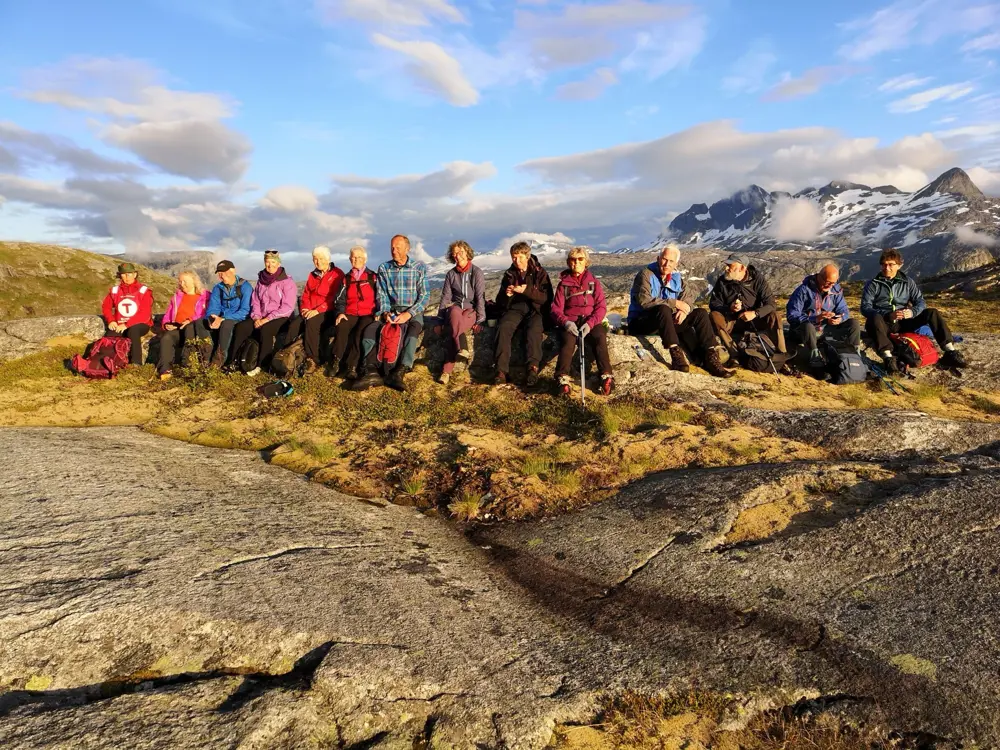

{"left": 860, "top": 271, "right": 926, "bottom": 319}
{"left": 628, "top": 263, "right": 691, "bottom": 322}
{"left": 206, "top": 278, "right": 253, "bottom": 321}
{"left": 786, "top": 274, "right": 850, "bottom": 328}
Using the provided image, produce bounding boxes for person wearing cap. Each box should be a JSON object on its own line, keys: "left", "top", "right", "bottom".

{"left": 329, "top": 245, "right": 378, "bottom": 379}
{"left": 102, "top": 262, "right": 154, "bottom": 365}
{"left": 230, "top": 250, "right": 297, "bottom": 375}
{"left": 352, "top": 234, "right": 429, "bottom": 392}
{"left": 437, "top": 239, "right": 486, "bottom": 385}
{"left": 709, "top": 254, "right": 786, "bottom": 361}
{"left": 205, "top": 260, "right": 253, "bottom": 367}
{"left": 627, "top": 243, "right": 734, "bottom": 378}
{"left": 283, "top": 245, "right": 345, "bottom": 375}
{"left": 156, "top": 270, "right": 211, "bottom": 380}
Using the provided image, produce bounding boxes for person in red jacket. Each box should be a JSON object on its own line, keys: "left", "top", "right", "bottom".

{"left": 102, "top": 262, "right": 154, "bottom": 365}
{"left": 284, "top": 245, "right": 345, "bottom": 374}
{"left": 328, "top": 245, "right": 378, "bottom": 379}
{"left": 550, "top": 247, "right": 613, "bottom": 396}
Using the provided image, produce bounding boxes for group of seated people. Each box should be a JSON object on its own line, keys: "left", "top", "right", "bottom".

{"left": 99, "top": 238, "right": 968, "bottom": 393}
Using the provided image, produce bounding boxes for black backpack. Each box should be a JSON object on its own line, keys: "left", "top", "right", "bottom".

{"left": 235, "top": 337, "right": 259, "bottom": 374}
{"left": 736, "top": 330, "right": 790, "bottom": 372}
{"left": 823, "top": 340, "right": 868, "bottom": 384}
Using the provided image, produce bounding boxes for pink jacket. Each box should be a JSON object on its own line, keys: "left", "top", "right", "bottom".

{"left": 162, "top": 290, "right": 210, "bottom": 325}
{"left": 551, "top": 269, "right": 606, "bottom": 330}
{"left": 250, "top": 270, "right": 297, "bottom": 320}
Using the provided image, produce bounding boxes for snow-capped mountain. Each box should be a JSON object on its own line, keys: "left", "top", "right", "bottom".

{"left": 633, "top": 168, "right": 999, "bottom": 267}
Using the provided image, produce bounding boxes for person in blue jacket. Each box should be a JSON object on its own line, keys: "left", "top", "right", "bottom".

{"left": 205, "top": 259, "right": 253, "bottom": 367}
{"left": 786, "top": 264, "right": 862, "bottom": 369}
{"left": 861, "top": 248, "right": 967, "bottom": 372}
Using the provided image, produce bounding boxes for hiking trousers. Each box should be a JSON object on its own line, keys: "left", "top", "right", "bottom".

{"left": 866, "top": 308, "right": 952, "bottom": 354}
{"left": 331, "top": 314, "right": 375, "bottom": 370}
{"left": 232, "top": 317, "right": 290, "bottom": 371}
{"left": 795, "top": 318, "right": 861, "bottom": 352}
{"left": 629, "top": 306, "right": 716, "bottom": 358}
{"left": 555, "top": 323, "right": 611, "bottom": 378}
{"left": 710, "top": 311, "right": 787, "bottom": 354}
{"left": 210, "top": 319, "right": 240, "bottom": 366}
{"left": 361, "top": 316, "right": 424, "bottom": 370}
{"left": 106, "top": 323, "right": 151, "bottom": 365}
{"left": 442, "top": 305, "right": 478, "bottom": 374}
{"left": 157, "top": 319, "right": 209, "bottom": 374}
{"left": 494, "top": 306, "right": 543, "bottom": 374}
{"left": 285, "top": 311, "right": 336, "bottom": 364}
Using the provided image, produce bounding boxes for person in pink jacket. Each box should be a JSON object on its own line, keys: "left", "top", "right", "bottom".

{"left": 156, "top": 271, "right": 211, "bottom": 379}
{"left": 230, "top": 249, "right": 296, "bottom": 375}
{"left": 551, "top": 247, "right": 613, "bottom": 396}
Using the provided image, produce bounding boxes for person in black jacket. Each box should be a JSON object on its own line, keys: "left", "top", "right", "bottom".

{"left": 493, "top": 242, "right": 553, "bottom": 386}
{"left": 709, "top": 254, "right": 787, "bottom": 357}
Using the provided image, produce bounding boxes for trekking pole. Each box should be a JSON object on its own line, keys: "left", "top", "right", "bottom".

{"left": 750, "top": 319, "right": 780, "bottom": 378}
{"left": 579, "top": 330, "right": 586, "bottom": 405}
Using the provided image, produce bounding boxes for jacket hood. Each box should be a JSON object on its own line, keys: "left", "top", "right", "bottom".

{"left": 874, "top": 269, "right": 911, "bottom": 283}
{"left": 559, "top": 268, "right": 594, "bottom": 283}
{"left": 507, "top": 253, "right": 543, "bottom": 275}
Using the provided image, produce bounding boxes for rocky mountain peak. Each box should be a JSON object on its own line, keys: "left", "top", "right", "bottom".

{"left": 911, "top": 167, "right": 985, "bottom": 201}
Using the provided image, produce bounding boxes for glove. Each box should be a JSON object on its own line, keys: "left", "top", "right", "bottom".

{"left": 579, "top": 323, "right": 591, "bottom": 337}
{"left": 564, "top": 321, "right": 579, "bottom": 337}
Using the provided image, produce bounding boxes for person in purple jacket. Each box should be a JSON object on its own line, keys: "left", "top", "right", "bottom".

{"left": 551, "top": 247, "right": 613, "bottom": 396}
{"left": 437, "top": 240, "right": 486, "bottom": 385}
{"left": 230, "top": 249, "right": 296, "bottom": 375}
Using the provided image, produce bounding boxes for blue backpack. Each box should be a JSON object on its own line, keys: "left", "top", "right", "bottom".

{"left": 823, "top": 340, "right": 868, "bottom": 385}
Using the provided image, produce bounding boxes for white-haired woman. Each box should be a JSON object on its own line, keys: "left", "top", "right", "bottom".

{"left": 437, "top": 240, "right": 485, "bottom": 384}
{"left": 328, "top": 245, "right": 378, "bottom": 378}
{"left": 284, "top": 245, "right": 345, "bottom": 374}
{"left": 157, "top": 270, "right": 210, "bottom": 380}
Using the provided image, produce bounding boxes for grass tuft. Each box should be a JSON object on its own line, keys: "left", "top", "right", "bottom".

{"left": 448, "top": 489, "right": 487, "bottom": 521}
{"left": 400, "top": 472, "right": 426, "bottom": 496}
{"left": 521, "top": 455, "right": 554, "bottom": 476}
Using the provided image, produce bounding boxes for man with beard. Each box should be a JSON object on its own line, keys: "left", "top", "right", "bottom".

{"left": 709, "top": 254, "right": 787, "bottom": 359}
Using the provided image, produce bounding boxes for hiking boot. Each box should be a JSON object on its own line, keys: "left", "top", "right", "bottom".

{"left": 704, "top": 347, "right": 735, "bottom": 379}
{"left": 883, "top": 356, "right": 899, "bottom": 374}
{"left": 386, "top": 366, "right": 408, "bottom": 392}
{"left": 344, "top": 365, "right": 358, "bottom": 381}
{"left": 525, "top": 366, "right": 539, "bottom": 387}
{"left": 494, "top": 370, "right": 508, "bottom": 385}
{"left": 558, "top": 375, "right": 572, "bottom": 397}
{"left": 301, "top": 358, "right": 318, "bottom": 376}
{"left": 245, "top": 367, "right": 261, "bottom": 377}
{"left": 668, "top": 345, "right": 690, "bottom": 373}
{"left": 350, "top": 368, "right": 383, "bottom": 391}
{"left": 943, "top": 349, "right": 967, "bottom": 369}
{"left": 324, "top": 356, "right": 340, "bottom": 378}
{"left": 438, "top": 371, "right": 451, "bottom": 385}
{"left": 209, "top": 351, "right": 225, "bottom": 368}
{"left": 600, "top": 374, "right": 614, "bottom": 396}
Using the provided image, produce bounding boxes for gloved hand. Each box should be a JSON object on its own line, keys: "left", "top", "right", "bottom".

{"left": 579, "top": 323, "right": 591, "bottom": 337}
{"left": 564, "top": 321, "right": 580, "bottom": 337}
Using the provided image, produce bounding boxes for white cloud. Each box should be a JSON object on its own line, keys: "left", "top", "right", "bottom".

{"left": 555, "top": 67, "right": 618, "bottom": 100}
{"left": 963, "top": 31, "right": 1000, "bottom": 51}
{"left": 260, "top": 185, "right": 320, "bottom": 212}
{"left": 317, "top": 0, "right": 465, "bottom": 26}
{"left": 618, "top": 13, "right": 706, "bottom": 79}
{"left": 878, "top": 73, "right": 932, "bottom": 92}
{"left": 722, "top": 42, "right": 777, "bottom": 95}
{"left": 0, "top": 121, "right": 143, "bottom": 176}
{"left": 762, "top": 66, "right": 858, "bottom": 102}
{"left": 767, "top": 198, "right": 823, "bottom": 241}
{"left": 954, "top": 225, "right": 998, "bottom": 246}
{"left": 888, "top": 82, "right": 975, "bottom": 113}
{"left": 968, "top": 166, "right": 1000, "bottom": 194}
{"left": 371, "top": 34, "right": 479, "bottom": 106}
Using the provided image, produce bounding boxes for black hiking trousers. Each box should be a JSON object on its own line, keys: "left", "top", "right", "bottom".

{"left": 157, "top": 319, "right": 209, "bottom": 374}
{"left": 331, "top": 314, "right": 375, "bottom": 371}
{"left": 284, "top": 311, "right": 336, "bottom": 364}
{"left": 629, "top": 306, "right": 715, "bottom": 360}
{"left": 555, "top": 322, "right": 611, "bottom": 378}
{"left": 494, "top": 304, "right": 543, "bottom": 374}
{"left": 865, "top": 308, "right": 952, "bottom": 354}
{"left": 231, "top": 317, "right": 290, "bottom": 371}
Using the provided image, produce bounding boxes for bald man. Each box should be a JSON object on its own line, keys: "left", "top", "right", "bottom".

{"left": 786, "top": 263, "right": 861, "bottom": 369}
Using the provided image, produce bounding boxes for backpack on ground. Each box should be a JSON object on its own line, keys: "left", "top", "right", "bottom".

{"left": 736, "top": 330, "right": 790, "bottom": 373}
{"left": 823, "top": 340, "right": 868, "bottom": 385}
{"left": 70, "top": 336, "right": 132, "bottom": 379}
{"left": 376, "top": 323, "right": 406, "bottom": 370}
{"left": 891, "top": 332, "right": 939, "bottom": 369}
{"left": 271, "top": 337, "right": 305, "bottom": 377}
{"left": 180, "top": 336, "right": 214, "bottom": 369}
{"left": 235, "top": 337, "right": 259, "bottom": 374}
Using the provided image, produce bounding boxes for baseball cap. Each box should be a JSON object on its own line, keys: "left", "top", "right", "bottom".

{"left": 215, "top": 260, "right": 235, "bottom": 273}
{"left": 724, "top": 254, "right": 749, "bottom": 267}
{"left": 117, "top": 262, "right": 138, "bottom": 274}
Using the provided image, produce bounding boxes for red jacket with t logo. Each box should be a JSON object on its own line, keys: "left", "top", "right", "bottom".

{"left": 102, "top": 281, "right": 154, "bottom": 327}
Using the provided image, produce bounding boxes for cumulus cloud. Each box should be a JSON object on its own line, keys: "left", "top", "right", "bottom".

{"left": 371, "top": 34, "right": 479, "bottom": 106}
{"left": 954, "top": 225, "right": 998, "bottom": 246}
{"left": 762, "top": 66, "right": 858, "bottom": 102}
{"left": 0, "top": 121, "right": 143, "bottom": 176}
{"left": 767, "top": 198, "right": 824, "bottom": 241}
{"left": 259, "top": 185, "right": 321, "bottom": 212}
{"left": 878, "top": 74, "right": 932, "bottom": 92}
{"left": 555, "top": 67, "right": 618, "bottom": 100}
{"left": 19, "top": 57, "right": 251, "bottom": 183}
{"left": 968, "top": 166, "right": 1000, "bottom": 194}
{"left": 888, "top": 82, "right": 975, "bottom": 113}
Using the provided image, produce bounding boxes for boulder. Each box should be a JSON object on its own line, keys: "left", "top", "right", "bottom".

{"left": 0, "top": 315, "right": 105, "bottom": 362}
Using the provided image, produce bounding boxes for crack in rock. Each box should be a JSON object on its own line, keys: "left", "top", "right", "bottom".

{"left": 0, "top": 567, "right": 141, "bottom": 594}
{"left": 590, "top": 536, "right": 676, "bottom": 599}
{"left": 378, "top": 691, "right": 471, "bottom": 704}
{"left": 196, "top": 544, "right": 382, "bottom": 578}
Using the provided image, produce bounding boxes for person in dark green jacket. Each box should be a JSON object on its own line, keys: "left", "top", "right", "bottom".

{"left": 860, "top": 248, "right": 967, "bottom": 372}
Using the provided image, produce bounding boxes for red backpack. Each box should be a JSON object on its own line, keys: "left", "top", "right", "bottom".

{"left": 891, "top": 332, "right": 939, "bottom": 369}
{"left": 377, "top": 323, "right": 405, "bottom": 369}
{"left": 70, "top": 337, "right": 132, "bottom": 379}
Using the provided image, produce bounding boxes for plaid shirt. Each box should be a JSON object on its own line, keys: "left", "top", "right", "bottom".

{"left": 376, "top": 257, "right": 429, "bottom": 316}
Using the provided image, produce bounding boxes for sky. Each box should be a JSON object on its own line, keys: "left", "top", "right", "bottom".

{"left": 1, "top": 0, "right": 999, "bottom": 275}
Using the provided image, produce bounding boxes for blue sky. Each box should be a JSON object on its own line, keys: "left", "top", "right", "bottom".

{"left": 1, "top": 0, "right": 999, "bottom": 273}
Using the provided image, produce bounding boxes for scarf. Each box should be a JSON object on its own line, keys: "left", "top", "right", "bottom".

{"left": 258, "top": 267, "right": 287, "bottom": 286}
{"left": 351, "top": 268, "right": 365, "bottom": 281}
{"left": 456, "top": 261, "right": 471, "bottom": 273}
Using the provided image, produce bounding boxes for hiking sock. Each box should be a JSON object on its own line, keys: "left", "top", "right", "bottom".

{"left": 881, "top": 349, "right": 893, "bottom": 361}
{"left": 944, "top": 342, "right": 956, "bottom": 351}
{"left": 810, "top": 348, "right": 820, "bottom": 360}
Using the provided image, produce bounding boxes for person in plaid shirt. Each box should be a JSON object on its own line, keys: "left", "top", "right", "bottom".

{"left": 353, "top": 234, "right": 429, "bottom": 392}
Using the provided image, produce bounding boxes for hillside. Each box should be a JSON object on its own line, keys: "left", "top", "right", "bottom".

{"left": 0, "top": 241, "right": 178, "bottom": 321}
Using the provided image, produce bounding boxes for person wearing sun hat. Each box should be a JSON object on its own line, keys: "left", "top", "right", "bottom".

{"left": 230, "top": 249, "right": 297, "bottom": 376}
{"left": 101, "top": 261, "right": 154, "bottom": 365}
